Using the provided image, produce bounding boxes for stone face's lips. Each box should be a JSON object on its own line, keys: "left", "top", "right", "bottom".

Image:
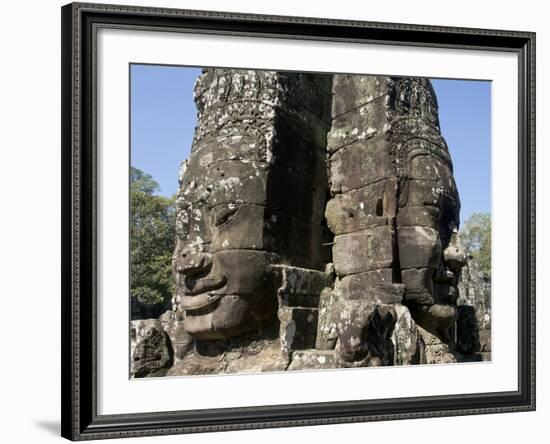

{"left": 182, "top": 275, "right": 227, "bottom": 296}
{"left": 180, "top": 293, "right": 223, "bottom": 311}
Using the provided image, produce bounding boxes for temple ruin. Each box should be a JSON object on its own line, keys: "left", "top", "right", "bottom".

{"left": 130, "top": 69, "right": 491, "bottom": 377}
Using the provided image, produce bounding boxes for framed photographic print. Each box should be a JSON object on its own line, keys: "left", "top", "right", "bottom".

{"left": 61, "top": 2, "right": 536, "bottom": 440}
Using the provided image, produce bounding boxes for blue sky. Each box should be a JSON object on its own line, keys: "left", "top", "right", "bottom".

{"left": 130, "top": 65, "right": 491, "bottom": 226}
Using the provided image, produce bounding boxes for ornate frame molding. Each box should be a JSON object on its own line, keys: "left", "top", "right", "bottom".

{"left": 61, "top": 2, "right": 535, "bottom": 440}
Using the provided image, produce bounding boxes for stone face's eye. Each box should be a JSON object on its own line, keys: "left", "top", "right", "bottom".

{"left": 212, "top": 204, "right": 240, "bottom": 227}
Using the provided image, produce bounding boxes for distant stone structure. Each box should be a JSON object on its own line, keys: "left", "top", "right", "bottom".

{"left": 130, "top": 69, "right": 491, "bottom": 377}
{"left": 456, "top": 256, "right": 491, "bottom": 359}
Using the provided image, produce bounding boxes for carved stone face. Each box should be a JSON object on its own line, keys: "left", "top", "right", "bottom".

{"left": 397, "top": 152, "right": 467, "bottom": 332}
{"left": 173, "top": 145, "right": 329, "bottom": 340}
{"left": 385, "top": 78, "right": 466, "bottom": 334}
{"left": 172, "top": 69, "right": 331, "bottom": 341}
{"left": 172, "top": 147, "right": 281, "bottom": 340}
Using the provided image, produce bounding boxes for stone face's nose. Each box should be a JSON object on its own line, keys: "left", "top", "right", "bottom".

{"left": 443, "top": 230, "right": 467, "bottom": 271}
{"left": 173, "top": 241, "right": 212, "bottom": 277}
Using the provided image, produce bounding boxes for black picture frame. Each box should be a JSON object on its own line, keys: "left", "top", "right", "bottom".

{"left": 61, "top": 2, "right": 536, "bottom": 440}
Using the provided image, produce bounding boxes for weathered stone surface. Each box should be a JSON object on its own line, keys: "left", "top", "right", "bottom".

{"left": 457, "top": 255, "right": 491, "bottom": 357}
{"left": 391, "top": 304, "right": 424, "bottom": 365}
{"left": 276, "top": 266, "right": 331, "bottom": 353}
{"left": 278, "top": 72, "right": 333, "bottom": 121}
{"left": 408, "top": 301, "right": 459, "bottom": 336}
{"left": 274, "top": 265, "right": 331, "bottom": 300}
{"left": 315, "top": 287, "right": 339, "bottom": 350}
{"left": 130, "top": 320, "right": 173, "bottom": 378}
{"left": 178, "top": 159, "right": 268, "bottom": 206}
{"left": 209, "top": 204, "right": 325, "bottom": 267}
{"left": 401, "top": 268, "right": 434, "bottom": 298}
{"left": 334, "top": 301, "right": 400, "bottom": 366}
{"left": 363, "top": 304, "right": 399, "bottom": 366}
{"left": 409, "top": 155, "right": 455, "bottom": 184}
{"left": 479, "top": 329, "right": 491, "bottom": 352}
{"left": 338, "top": 273, "right": 404, "bottom": 303}
{"left": 400, "top": 179, "right": 457, "bottom": 210}
{"left": 329, "top": 138, "right": 395, "bottom": 194}
{"left": 175, "top": 249, "right": 280, "bottom": 298}
{"left": 159, "top": 311, "right": 193, "bottom": 361}
{"left": 333, "top": 226, "right": 395, "bottom": 276}
{"left": 397, "top": 226, "right": 441, "bottom": 269}
{"left": 417, "top": 326, "right": 457, "bottom": 365}
{"left": 331, "top": 75, "right": 392, "bottom": 118}
{"left": 335, "top": 299, "right": 377, "bottom": 364}
{"left": 324, "top": 74, "right": 467, "bottom": 370}
{"left": 179, "top": 159, "right": 326, "bottom": 226}
{"left": 175, "top": 249, "right": 281, "bottom": 340}
{"left": 279, "top": 306, "right": 319, "bottom": 353}
{"left": 456, "top": 305, "right": 480, "bottom": 355}
{"left": 152, "top": 70, "right": 477, "bottom": 377}
{"left": 325, "top": 179, "right": 398, "bottom": 235}
{"left": 166, "top": 330, "right": 289, "bottom": 376}
{"left": 396, "top": 206, "right": 440, "bottom": 229}
{"left": 328, "top": 99, "right": 391, "bottom": 153}
{"left": 210, "top": 203, "right": 266, "bottom": 251}
{"left": 288, "top": 350, "right": 338, "bottom": 370}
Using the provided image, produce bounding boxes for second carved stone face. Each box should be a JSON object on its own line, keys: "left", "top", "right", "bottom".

{"left": 397, "top": 153, "right": 467, "bottom": 331}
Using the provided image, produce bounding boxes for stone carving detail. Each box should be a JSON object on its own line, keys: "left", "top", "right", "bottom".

{"left": 417, "top": 326, "right": 457, "bottom": 365}
{"left": 130, "top": 69, "right": 489, "bottom": 377}
{"left": 325, "top": 75, "right": 466, "bottom": 366}
{"left": 130, "top": 320, "right": 173, "bottom": 378}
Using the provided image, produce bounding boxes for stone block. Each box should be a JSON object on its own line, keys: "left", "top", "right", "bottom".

{"left": 333, "top": 225, "right": 395, "bottom": 276}
{"left": 328, "top": 138, "right": 395, "bottom": 194}
{"left": 396, "top": 206, "right": 440, "bottom": 229}
{"left": 391, "top": 304, "right": 423, "bottom": 365}
{"left": 315, "top": 287, "right": 339, "bottom": 350}
{"left": 397, "top": 225, "right": 441, "bottom": 269}
{"left": 274, "top": 265, "right": 330, "bottom": 299}
{"left": 325, "top": 178, "right": 397, "bottom": 235}
{"left": 332, "top": 75, "right": 392, "bottom": 117}
{"left": 335, "top": 299, "right": 376, "bottom": 363}
{"left": 279, "top": 306, "right": 319, "bottom": 352}
{"left": 338, "top": 273, "right": 404, "bottom": 303}
{"left": 159, "top": 311, "right": 194, "bottom": 361}
{"left": 328, "top": 95, "right": 392, "bottom": 153}
{"left": 130, "top": 319, "right": 173, "bottom": 378}
{"left": 287, "top": 350, "right": 338, "bottom": 370}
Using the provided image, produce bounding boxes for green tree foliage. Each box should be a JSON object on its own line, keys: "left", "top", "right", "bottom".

{"left": 130, "top": 167, "right": 176, "bottom": 305}
{"left": 460, "top": 212, "right": 491, "bottom": 278}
